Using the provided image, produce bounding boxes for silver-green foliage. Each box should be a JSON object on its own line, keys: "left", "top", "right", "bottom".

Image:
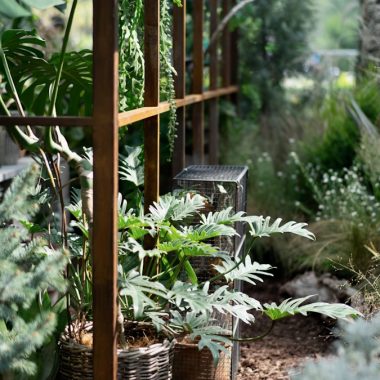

{"left": 114, "top": 167, "right": 361, "bottom": 362}
{"left": 291, "top": 314, "right": 380, "bottom": 380}
{"left": 0, "top": 166, "right": 67, "bottom": 376}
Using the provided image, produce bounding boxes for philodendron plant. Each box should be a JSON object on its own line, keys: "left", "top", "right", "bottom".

{"left": 111, "top": 192, "right": 361, "bottom": 362}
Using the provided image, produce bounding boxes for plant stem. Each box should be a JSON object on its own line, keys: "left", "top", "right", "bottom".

{"left": 228, "top": 320, "right": 276, "bottom": 342}
{"left": 48, "top": 0, "right": 78, "bottom": 116}
{"left": 0, "top": 46, "right": 26, "bottom": 117}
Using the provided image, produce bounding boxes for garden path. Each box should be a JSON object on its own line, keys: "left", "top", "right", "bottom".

{"left": 237, "top": 281, "right": 335, "bottom": 380}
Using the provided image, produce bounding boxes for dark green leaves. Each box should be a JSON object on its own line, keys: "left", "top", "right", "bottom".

{"left": 1, "top": 30, "right": 92, "bottom": 116}
{"left": 0, "top": 0, "right": 64, "bottom": 18}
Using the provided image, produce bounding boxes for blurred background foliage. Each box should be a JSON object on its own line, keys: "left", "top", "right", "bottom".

{"left": 221, "top": 0, "right": 380, "bottom": 295}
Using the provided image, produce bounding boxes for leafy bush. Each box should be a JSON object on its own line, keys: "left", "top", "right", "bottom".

{"left": 291, "top": 313, "right": 380, "bottom": 380}
{"left": 0, "top": 166, "right": 67, "bottom": 377}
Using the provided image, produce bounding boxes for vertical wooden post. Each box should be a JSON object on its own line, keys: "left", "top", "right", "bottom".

{"left": 230, "top": 0, "right": 239, "bottom": 107}
{"left": 144, "top": 0, "right": 160, "bottom": 213}
{"left": 209, "top": 0, "right": 219, "bottom": 164}
{"left": 222, "top": 0, "right": 231, "bottom": 88}
{"left": 192, "top": 0, "right": 204, "bottom": 164}
{"left": 172, "top": 0, "right": 187, "bottom": 176}
{"left": 92, "top": 0, "right": 119, "bottom": 379}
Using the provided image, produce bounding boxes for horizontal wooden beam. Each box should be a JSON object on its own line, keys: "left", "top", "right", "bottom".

{"left": 0, "top": 86, "right": 237, "bottom": 129}
{"left": 0, "top": 116, "right": 93, "bottom": 127}
{"left": 118, "top": 85, "right": 238, "bottom": 127}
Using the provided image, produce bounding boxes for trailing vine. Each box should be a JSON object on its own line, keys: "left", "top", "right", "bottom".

{"left": 118, "top": 0, "right": 180, "bottom": 159}
{"left": 160, "top": 0, "right": 180, "bottom": 160}
{"left": 118, "top": 0, "right": 145, "bottom": 112}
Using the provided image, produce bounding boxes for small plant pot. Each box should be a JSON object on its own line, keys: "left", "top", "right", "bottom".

{"left": 59, "top": 322, "right": 175, "bottom": 379}
{"left": 172, "top": 341, "right": 231, "bottom": 380}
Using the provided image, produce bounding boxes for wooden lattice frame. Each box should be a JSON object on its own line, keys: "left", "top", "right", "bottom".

{"left": 0, "top": 1, "right": 238, "bottom": 378}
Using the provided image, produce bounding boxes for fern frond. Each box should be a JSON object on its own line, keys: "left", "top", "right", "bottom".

{"left": 148, "top": 193, "right": 205, "bottom": 222}
{"left": 119, "top": 270, "right": 167, "bottom": 319}
{"left": 244, "top": 216, "right": 315, "bottom": 240}
{"left": 213, "top": 255, "right": 273, "bottom": 285}
{"left": 119, "top": 146, "right": 144, "bottom": 186}
{"left": 263, "top": 296, "right": 361, "bottom": 321}
{"left": 200, "top": 207, "right": 246, "bottom": 225}
{"left": 182, "top": 223, "right": 237, "bottom": 242}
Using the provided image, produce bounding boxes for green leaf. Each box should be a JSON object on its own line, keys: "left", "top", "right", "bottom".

{"left": 118, "top": 271, "right": 167, "bottom": 319}
{"left": 0, "top": 0, "right": 30, "bottom": 18}
{"left": 19, "top": 220, "right": 45, "bottom": 234}
{"left": 200, "top": 207, "right": 246, "bottom": 225}
{"left": 8, "top": 49, "right": 92, "bottom": 116}
{"left": 148, "top": 193, "right": 205, "bottom": 223}
{"left": 183, "top": 223, "right": 237, "bottom": 242}
{"left": 21, "top": 0, "right": 64, "bottom": 9}
{"left": 213, "top": 255, "right": 273, "bottom": 285}
{"left": 1, "top": 30, "right": 46, "bottom": 62}
{"left": 244, "top": 216, "right": 315, "bottom": 240}
{"left": 263, "top": 296, "right": 362, "bottom": 321}
{"left": 119, "top": 146, "right": 144, "bottom": 186}
{"left": 0, "top": 0, "right": 64, "bottom": 18}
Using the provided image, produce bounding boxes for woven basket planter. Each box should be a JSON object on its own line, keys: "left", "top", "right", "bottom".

{"left": 59, "top": 323, "right": 175, "bottom": 379}
{"left": 172, "top": 341, "right": 231, "bottom": 380}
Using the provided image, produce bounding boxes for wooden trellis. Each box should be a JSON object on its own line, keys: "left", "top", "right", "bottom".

{"left": 0, "top": 0, "right": 238, "bottom": 378}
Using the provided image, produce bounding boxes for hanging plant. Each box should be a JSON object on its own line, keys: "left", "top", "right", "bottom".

{"left": 160, "top": 0, "right": 180, "bottom": 160}
{"left": 118, "top": 0, "right": 145, "bottom": 112}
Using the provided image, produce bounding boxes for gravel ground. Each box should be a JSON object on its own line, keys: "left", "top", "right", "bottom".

{"left": 237, "top": 281, "right": 335, "bottom": 380}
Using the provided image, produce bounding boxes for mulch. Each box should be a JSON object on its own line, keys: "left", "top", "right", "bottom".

{"left": 237, "top": 281, "right": 335, "bottom": 380}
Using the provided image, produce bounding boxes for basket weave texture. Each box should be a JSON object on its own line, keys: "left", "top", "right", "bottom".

{"left": 59, "top": 324, "right": 174, "bottom": 380}
{"left": 172, "top": 342, "right": 231, "bottom": 380}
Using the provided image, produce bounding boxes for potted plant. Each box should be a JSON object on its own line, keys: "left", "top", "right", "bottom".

{"left": 76, "top": 169, "right": 356, "bottom": 380}
{"left": 57, "top": 186, "right": 176, "bottom": 379}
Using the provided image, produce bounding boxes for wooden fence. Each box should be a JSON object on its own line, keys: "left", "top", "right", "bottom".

{"left": 0, "top": 0, "right": 238, "bottom": 378}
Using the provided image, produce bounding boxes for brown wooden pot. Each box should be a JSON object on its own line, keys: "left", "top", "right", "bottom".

{"left": 172, "top": 341, "right": 231, "bottom": 380}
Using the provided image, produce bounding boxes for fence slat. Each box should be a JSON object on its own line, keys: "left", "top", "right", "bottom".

{"left": 92, "top": 0, "right": 119, "bottom": 379}
{"left": 172, "top": 0, "right": 187, "bottom": 176}
{"left": 222, "top": 0, "right": 232, "bottom": 88}
{"left": 209, "top": 0, "right": 219, "bottom": 164}
{"left": 192, "top": 0, "right": 204, "bottom": 164}
{"left": 144, "top": 0, "right": 160, "bottom": 214}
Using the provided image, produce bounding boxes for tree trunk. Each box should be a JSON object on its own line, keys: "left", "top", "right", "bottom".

{"left": 358, "top": 0, "right": 380, "bottom": 70}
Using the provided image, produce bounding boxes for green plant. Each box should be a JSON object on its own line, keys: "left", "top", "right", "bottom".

{"left": 0, "top": 166, "right": 67, "bottom": 378}
{"left": 280, "top": 161, "right": 380, "bottom": 273}
{"left": 0, "top": 0, "right": 65, "bottom": 19}
{"left": 291, "top": 313, "right": 380, "bottom": 380}
{"left": 237, "top": 0, "right": 315, "bottom": 116}
{"left": 110, "top": 165, "right": 361, "bottom": 361}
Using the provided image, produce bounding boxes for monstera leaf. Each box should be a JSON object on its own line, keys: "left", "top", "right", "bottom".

{"left": 1, "top": 30, "right": 92, "bottom": 116}
{"left": 0, "top": 29, "right": 45, "bottom": 64}
{"left": 13, "top": 50, "right": 93, "bottom": 115}
{"left": 0, "top": 0, "right": 65, "bottom": 18}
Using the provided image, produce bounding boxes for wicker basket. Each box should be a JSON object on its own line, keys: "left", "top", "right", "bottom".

{"left": 172, "top": 341, "right": 231, "bottom": 380}
{"left": 59, "top": 323, "right": 175, "bottom": 379}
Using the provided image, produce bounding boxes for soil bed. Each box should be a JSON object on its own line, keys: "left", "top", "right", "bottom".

{"left": 237, "top": 280, "right": 335, "bottom": 380}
